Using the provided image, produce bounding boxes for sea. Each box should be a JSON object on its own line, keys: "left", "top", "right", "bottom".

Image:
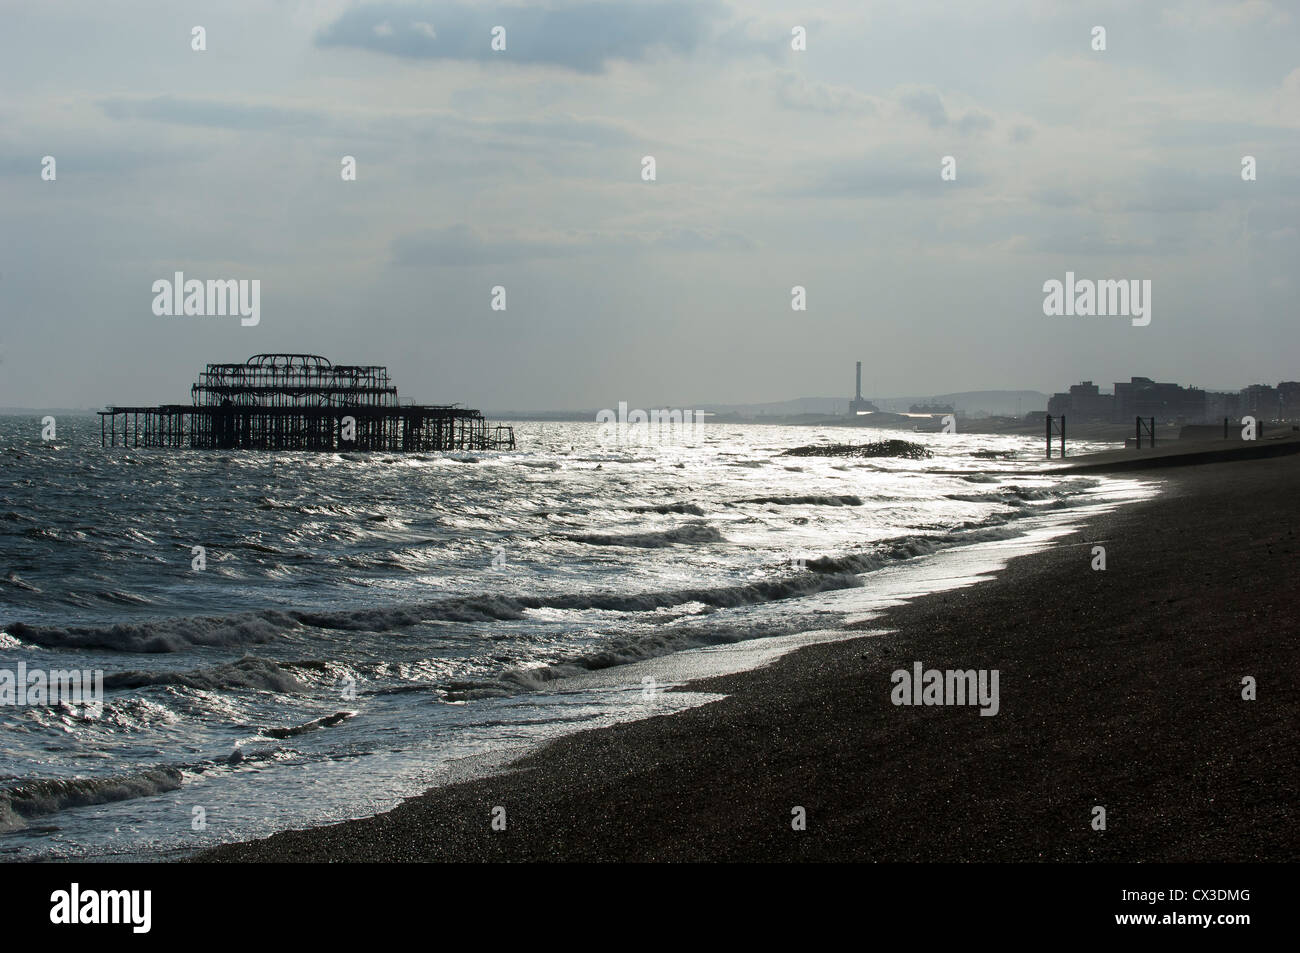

{"left": 0, "top": 414, "right": 1154, "bottom": 860}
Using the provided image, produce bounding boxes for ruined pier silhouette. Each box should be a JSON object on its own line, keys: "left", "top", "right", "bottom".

{"left": 99, "top": 353, "right": 515, "bottom": 452}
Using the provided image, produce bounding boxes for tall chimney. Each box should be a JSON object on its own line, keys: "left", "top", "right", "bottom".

{"left": 855, "top": 361, "right": 862, "bottom": 401}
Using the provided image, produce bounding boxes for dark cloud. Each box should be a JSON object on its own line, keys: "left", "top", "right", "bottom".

{"left": 954, "top": 111, "right": 993, "bottom": 135}
{"left": 899, "top": 89, "right": 949, "bottom": 128}
{"left": 317, "top": 0, "right": 756, "bottom": 73}
{"left": 898, "top": 87, "right": 992, "bottom": 135}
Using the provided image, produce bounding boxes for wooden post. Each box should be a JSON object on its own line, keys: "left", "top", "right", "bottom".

{"left": 1135, "top": 416, "right": 1142, "bottom": 449}
{"left": 1046, "top": 414, "right": 1052, "bottom": 459}
{"left": 1149, "top": 416, "right": 1156, "bottom": 448}
{"left": 1060, "top": 416, "right": 1066, "bottom": 458}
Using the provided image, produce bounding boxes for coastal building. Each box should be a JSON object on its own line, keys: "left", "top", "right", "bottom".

{"left": 1205, "top": 391, "right": 1242, "bottom": 422}
{"left": 1047, "top": 381, "right": 1114, "bottom": 421}
{"left": 1241, "top": 383, "right": 1281, "bottom": 418}
{"left": 1113, "top": 377, "right": 1206, "bottom": 423}
{"left": 1051, "top": 376, "right": 1299, "bottom": 423}
{"left": 1048, "top": 381, "right": 1120, "bottom": 420}
{"left": 1279, "top": 382, "right": 1300, "bottom": 419}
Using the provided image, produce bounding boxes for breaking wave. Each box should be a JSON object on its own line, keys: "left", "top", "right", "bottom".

{"left": 4, "top": 511, "right": 1081, "bottom": 655}
{"left": 736, "top": 494, "right": 864, "bottom": 507}
{"left": 7, "top": 611, "right": 294, "bottom": 653}
{"left": 0, "top": 766, "right": 183, "bottom": 833}
{"left": 565, "top": 524, "right": 724, "bottom": 548}
{"left": 103, "top": 656, "right": 306, "bottom": 693}
{"left": 629, "top": 502, "right": 706, "bottom": 516}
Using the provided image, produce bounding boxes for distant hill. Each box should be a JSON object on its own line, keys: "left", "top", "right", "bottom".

{"left": 698, "top": 391, "right": 1048, "bottom": 418}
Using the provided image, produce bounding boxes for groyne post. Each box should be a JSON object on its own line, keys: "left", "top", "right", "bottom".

{"left": 1136, "top": 416, "right": 1156, "bottom": 449}
{"left": 1045, "top": 415, "right": 1065, "bottom": 458}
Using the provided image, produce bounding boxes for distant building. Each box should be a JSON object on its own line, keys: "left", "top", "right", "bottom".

{"left": 1113, "top": 377, "right": 1205, "bottom": 423}
{"left": 849, "top": 361, "right": 878, "bottom": 414}
{"left": 1279, "top": 382, "right": 1300, "bottom": 419}
{"left": 1050, "top": 375, "right": 1300, "bottom": 424}
{"left": 908, "top": 402, "right": 954, "bottom": 414}
{"left": 1205, "top": 391, "right": 1241, "bottom": 422}
{"left": 1047, "top": 381, "right": 1115, "bottom": 420}
{"left": 1241, "top": 383, "right": 1280, "bottom": 418}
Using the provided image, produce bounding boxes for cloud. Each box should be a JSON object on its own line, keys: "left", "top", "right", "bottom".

{"left": 99, "top": 96, "right": 327, "bottom": 130}
{"left": 899, "top": 88, "right": 949, "bottom": 128}
{"left": 1162, "top": 0, "right": 1291, "bottom": 29}
{"left": 896, "top": 86, "right": 993, "bottom": 134}
{"left": 316, "top": 0, "right": 759, "bottom": 73}
{"left": 954, "top": 112, "right": 994, "bottom": 135}
{"left": 392, "top": 225, "right": 565, "bottom": 265}
{"left": 1277, "top": 67, "right": 1300, "bottom": 123}
{"left": 770, "top": 70, "right": 880, "bottom": 116}
{"left": 392, "top": 224, "right": 752, "bottom": 265}
{"left": 792, "top": 153, "right": 984, "bottom": 199}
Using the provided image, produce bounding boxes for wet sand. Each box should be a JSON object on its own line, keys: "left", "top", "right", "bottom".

{"left": 200, "top": 452, "right": 1299, "bottom": 862}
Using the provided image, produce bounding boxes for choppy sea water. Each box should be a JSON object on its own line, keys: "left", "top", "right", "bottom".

{"left": 0, "top": 415, "right": 1153, "bottom": 860}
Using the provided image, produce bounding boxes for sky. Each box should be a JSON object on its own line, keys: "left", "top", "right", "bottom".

{"left": 1, "top": 0, "right": 1298, "bottom": 411}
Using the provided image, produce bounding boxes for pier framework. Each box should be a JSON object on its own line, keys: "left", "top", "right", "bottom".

{"left": 99, "top": 354, "right": 514, "bottom": 452}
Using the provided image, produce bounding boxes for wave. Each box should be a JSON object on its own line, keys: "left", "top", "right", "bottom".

{"left": 262, "top": 710, "right": 354, "bottom": 739}
{"left": 736, "top": 494, "right": 863, "bottom": 507}
{"left": 565, "top": 524, "right": 724, "bottom": 548}
{"left": 944, "top": 485, "right": 1067, "bottom": 506}
{"left": 806, "top": 524, "right": 1027, "bottom": 574}
{"left": 11, "top": 572, "right": 867, "bottom": 654}
{"left": 0, "top": 766, "right": 183, "bottom": 833}
{"left": 7, "top": 611, "right": 293, "bottom": 653}
{"left": 103, "top": 656, "right": 306, "bottom": 693}
{"left": 4, "top": 498, "right": 1086, "bottom": 654}
{"left": 299, "top": 572, "right": 866, "bottom": 633}
{"left": 92, "top": 589, "right": 154, "bottom": 606}
{"left": 629, "top": 502, "right": 706, "bottom": 516}
{"left": 445, "top": 618, "right": 804, "bottom": 700}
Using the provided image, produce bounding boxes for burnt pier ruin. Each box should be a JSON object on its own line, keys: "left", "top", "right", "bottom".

{"left": 99, "top": 353, "right": 515, "bottom": 452}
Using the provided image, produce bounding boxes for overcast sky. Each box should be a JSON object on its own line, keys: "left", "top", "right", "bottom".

{"left": 2, "top": 0, "right": 1298, "bottom": 410}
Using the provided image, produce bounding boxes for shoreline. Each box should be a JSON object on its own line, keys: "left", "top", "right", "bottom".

{"left": 198, "top": 452, "right": 1298, "bottom": 862}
